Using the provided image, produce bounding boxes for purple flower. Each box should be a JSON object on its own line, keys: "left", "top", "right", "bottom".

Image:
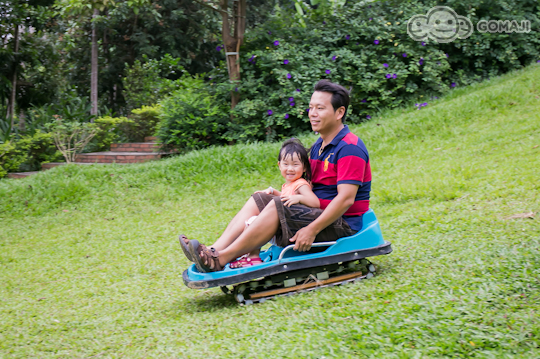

{"left": 325, "top": 69, "right": 331, "bottom": 74}
{"left": 402, "top": 53, "right": 407, "bottom": 57}
{"left": 356, "top": 42, "right": 359, "bottom": 45}
{"left": 369, "top": 18, "right": 373, "bottom": 21}
{"left": 216, "top": 46, "right": 222, "bottom": 51}
{"left": 366, "top": 115, "right": 371, "bottom": 119}
{"left": 537, "top": 60, "right": 540, "bottom": 63}
{"left": 290, "top": 102, "right": 295, "bottom": 106}
{"left": 415, "top": 103, "right": 419, "bottom": 107}
{"left": 419, "top": 57, "right": 424, "bottom": 65}
{"left": 386, "top": 74, "right": 392, "bottom": 79}
{"left": 273, "top": 40, "right": 279, "bottom": 46}
{"left": 421, "top": 42, "right": 426, "bottom": 46}
{"left": 361, "top": 99, "right": 367, "bottom": 103}
{"left": 248, "top": 55, "right": 256, "bottom": 63}
{"left": 437, "top": 61, "right": 441, "bottom": 65}
{"left": 284, "top": 113, "right": 289, "bottom": 119}
{"left": 346, "top": 35, "right": 350, "bottom": 40}
{"left": 235, "top": 87, "right": 238, "bottom": 92}
{"left": 268, "top": 31, "right": 272, "bottom": 35}
{"left": 296, "top": 89, "right": 301, "bottom": 92}
{"left": 267, "top": 110, "right": 273, "bottom": 115}
{"left": 283, "top": 59, "right": 289, "bottom": 64}
{"left": 374, "top": 40, "right": 380, "bottom": 45}
{"left": 332, "top": 55, "right": 337, "bottom": 61}
{"left": 392, "top": 73, "right": 397, "bottom": 79}
{"left": 289, "top": 97, "right": 294, "bottom": 102}
{"left": 287, "top": 73, "right": 292, "bottom": 79}
{"left": 422, "top": 102, "right": 428, "bottom": 106}
{"left": 446, "top": 53, "right": 449, "bottom": 58}
{"left": 306, "top": 108, "right": 310, "bottom": 113}
{"left": 383, "top": 63, "right": 389, "bottom": 68}
{"left": 451, "top": 82, "right": 456, "bottom": 87}
{"left": 323, "top": 21, "right": 326, "bottom": 25}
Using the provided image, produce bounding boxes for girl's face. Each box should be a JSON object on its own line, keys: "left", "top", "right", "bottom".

{"left": 278, "top": 152, "right": 305, "bottom": 183}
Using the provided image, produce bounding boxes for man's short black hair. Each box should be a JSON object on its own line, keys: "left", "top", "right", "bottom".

{"left": 313, "top": 79, "right": 350, "bottom": 122}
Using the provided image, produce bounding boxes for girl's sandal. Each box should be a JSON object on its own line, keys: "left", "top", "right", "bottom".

{"left": 178, "top": 234, "right": 194, "bottom": 262}
{"left": 188, "top": 240, "right": 224, "bottom": 273}
{"left": 229, "top": 255, "right": 263, "bottom": 269}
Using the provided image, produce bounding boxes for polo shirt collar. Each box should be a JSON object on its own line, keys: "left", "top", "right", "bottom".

{"left": 328, "top": 125, "right": 351, "bottom": 147}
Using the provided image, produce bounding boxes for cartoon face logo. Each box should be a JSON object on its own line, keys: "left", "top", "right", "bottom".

{"left": 457, "top": 15, "right": 473, "bottom": 39}
{"left": 407, "top": 6, "right": 473, "bottom": 43}
{"left": 407, "top": 14, "right": 430, "bottom": 41}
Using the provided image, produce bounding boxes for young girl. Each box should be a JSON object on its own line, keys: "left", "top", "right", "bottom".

{"left": 229, "top": 138, "right": 319, "bottom": 268}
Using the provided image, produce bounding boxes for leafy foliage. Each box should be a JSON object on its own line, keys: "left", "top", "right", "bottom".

{"left": 0, "top": 130, "right": 61, "bottom": 178}
{"left": 122, "top": 55, "right": 185, "bottom": 112}
{"left": 86, "top": 115, "right": 130, "bottom": 152}
{"left": 45, "top": 117, "right": 98, "bottom": 163}
{"left": 201, "top": 0, "right": 540, "bottom": 142}
{"left": 157, "top": 81, "right": 229, "bottom": 151}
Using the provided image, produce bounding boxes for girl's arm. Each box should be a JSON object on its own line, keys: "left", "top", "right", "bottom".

{"left": 254, "top": 186, "right": 281, "bottom": 196}
{"left": 281, "top": 184, "right": 320, "bottom": 208}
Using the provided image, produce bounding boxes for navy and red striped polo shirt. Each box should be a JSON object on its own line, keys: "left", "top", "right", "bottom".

{"left": 309, "top": 125, "right": 371, "bottom": 232}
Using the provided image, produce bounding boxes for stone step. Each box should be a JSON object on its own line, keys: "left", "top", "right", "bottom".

{"left": 7, "top": 171, "right": 40, "bottom": 179}
{"left": 75, "top": 151, "right": 165, "bottom": 163}
{"left": 110, "top": 142, "right": 159, "bottom": 152}
{"left": 144, "top": 136, "right": 157, "bottom": 142}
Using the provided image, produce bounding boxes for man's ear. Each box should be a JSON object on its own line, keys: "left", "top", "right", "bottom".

{"left": 336, "top": 106, "right": 346, "bottom": 121}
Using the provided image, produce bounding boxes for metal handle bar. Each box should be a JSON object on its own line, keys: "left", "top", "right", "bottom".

{"left": 278, "top": 241, "right": 337, "bottom": 261}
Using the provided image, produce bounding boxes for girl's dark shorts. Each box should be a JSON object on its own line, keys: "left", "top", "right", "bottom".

{"left": 252, "top": 192, "right": 356, "bottom": 248}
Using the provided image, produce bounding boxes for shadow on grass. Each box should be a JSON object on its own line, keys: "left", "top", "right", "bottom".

{"left": 171, "top": 289, "right": 238, "bottom": 314}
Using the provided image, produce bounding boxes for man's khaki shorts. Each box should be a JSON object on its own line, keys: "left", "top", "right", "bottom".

{"left": 251, "top": 192, "right": 356, "bottom": 248}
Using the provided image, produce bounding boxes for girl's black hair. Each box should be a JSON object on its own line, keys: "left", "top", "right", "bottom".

{"left": 278, "top": 138, "right": 312, "bottom": 183}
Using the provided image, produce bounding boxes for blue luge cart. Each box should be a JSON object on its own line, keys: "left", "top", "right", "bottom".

{"left": 183, "top": 209, "right": 392, "bottom": 304}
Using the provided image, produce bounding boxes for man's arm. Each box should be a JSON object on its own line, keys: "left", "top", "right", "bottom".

{"left": 289, "top": 183, "right": 359, "bottom": 251}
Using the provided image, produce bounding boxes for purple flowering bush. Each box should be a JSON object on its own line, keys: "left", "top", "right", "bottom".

{"left": 160, "top": 0, "right": 540, "bottom": 146}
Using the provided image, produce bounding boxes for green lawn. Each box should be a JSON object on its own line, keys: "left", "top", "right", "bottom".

{"left": 1, "top": 64, "right": 539, "bottom": 358}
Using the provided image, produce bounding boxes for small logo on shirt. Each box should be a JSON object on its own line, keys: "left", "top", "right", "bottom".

{"left": 324, "top": 153, "right": 334, "bottom": 172}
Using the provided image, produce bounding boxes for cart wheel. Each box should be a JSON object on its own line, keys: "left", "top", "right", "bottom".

{"left": 244, "top": 299, "right": 253, "bottom": 305}
{"left": 366, "top": 272, "right": 374, "bottom": 279}
{"left": 368, "top": 264, "right": 376, "bottom": 273}
{"left": 235, "top": 293, "right": 245, "bottom": 303}
{"left": 220, "top": 286, "right": 230, "bottom": 294}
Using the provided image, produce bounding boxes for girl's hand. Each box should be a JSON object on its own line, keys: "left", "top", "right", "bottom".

{"left": 281, "top": 195, "right": 300, "bottom": 207}
{"left": 255, "top": 187, "right": 274, "bottom": 195}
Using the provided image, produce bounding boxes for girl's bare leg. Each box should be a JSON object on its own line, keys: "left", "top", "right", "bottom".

{"left": 211, "top": 196, "right": 260, "bottom": 251}
{"left": 216, "top": 201, "right": 279, "bottom": 266}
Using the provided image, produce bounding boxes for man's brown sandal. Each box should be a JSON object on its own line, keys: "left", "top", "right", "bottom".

{"left": 179, "top": 234, "right": 194, "bottom": 262}
{"left": 188, "top": 240, "right": 224, "bottom": 273}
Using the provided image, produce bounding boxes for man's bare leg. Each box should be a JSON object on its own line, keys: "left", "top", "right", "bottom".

{"left": 216, "top": 201, "right": 279, "bottom": 266}
{"left": 211, "top": 196, "right": 261, "bottom": 251}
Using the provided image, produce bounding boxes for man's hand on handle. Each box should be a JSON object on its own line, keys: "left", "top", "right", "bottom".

{"left": 289, "top": 225, "right": 318, "bottom": 252}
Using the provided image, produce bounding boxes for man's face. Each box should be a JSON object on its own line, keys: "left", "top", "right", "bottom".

{"left": 309, "top": 91, "right": 343, "bottom": 134}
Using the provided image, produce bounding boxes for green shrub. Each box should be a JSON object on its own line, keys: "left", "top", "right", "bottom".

{"left": 123, "top": 55, "right": 185, "bottom": 112}
{"left": 157, "top": 82, "right": 229, "bottom": 151}
{"left": 86, "top": 116, "right": 131, "bottom": 152}
{"left": 118, "top": 105, "right": 161, "bottom": 143}
{"left": 0, "top": 131, "right": 61, "bottom": 177}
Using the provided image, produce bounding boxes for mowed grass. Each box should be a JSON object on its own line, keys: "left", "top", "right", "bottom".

{"left": 1, "top": 64, "right": 539, "bottom": 358}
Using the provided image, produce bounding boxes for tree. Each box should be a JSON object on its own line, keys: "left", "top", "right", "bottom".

{"left": 55, "top": 0, "right": 118, "bottom": 118}
{"left": 198, "top": 0, "right": 246, "bottom": 109}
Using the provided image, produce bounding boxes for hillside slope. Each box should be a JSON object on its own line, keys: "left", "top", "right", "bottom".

{"left": 0, "top": 64, "right": 539, "bottom": 358}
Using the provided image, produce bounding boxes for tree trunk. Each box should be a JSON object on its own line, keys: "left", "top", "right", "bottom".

{"left": 90, "top": 9, "right": 99, "bottom": 118}
{"left": 219, "top": 0, "right": 246, "bottom": 110}
{"left": 8, "top": 24, "right": 20, "bottom": 129}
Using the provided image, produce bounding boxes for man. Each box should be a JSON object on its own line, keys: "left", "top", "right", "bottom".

{"left": 179, "top": 79, "right": 371, "bottom": 272}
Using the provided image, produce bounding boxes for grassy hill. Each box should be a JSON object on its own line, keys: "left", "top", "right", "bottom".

{"left": 1, "top": 64, "right": 539, "bottom": 358}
